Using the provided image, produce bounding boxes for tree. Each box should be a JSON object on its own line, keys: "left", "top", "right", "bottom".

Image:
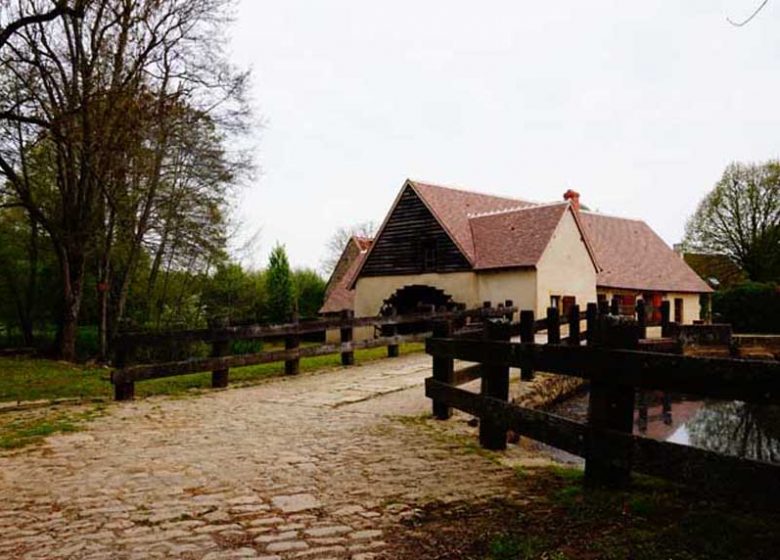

{"left": 684, "top": 161, "right": 780, "bottom": 282}
{"left": 200, "top": 263, "right": 261, "bottom": 326}
{"left": 0, "top": 0, "right": 250, "bottom": 360}
{"left": 266, "top": 244, "right": 295, "bottom": 323}
{"left": 321, "top": 221, "right": 375, "bottom": 276}
{"left": 293, "top": 269, "right": 326, "bottom": 319}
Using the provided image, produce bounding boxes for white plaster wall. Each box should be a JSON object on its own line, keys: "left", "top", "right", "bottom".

{"left": 353, "top": 272, "right": 479, "bottom": 317}
{"left": 475, "top": 269, "right": 536, "bottom": 320}
{"left": 535, "top": 210, "right": 598, "bottom": 316}
{"left": 664, "top": 292, "right": 702, "bottom": 325}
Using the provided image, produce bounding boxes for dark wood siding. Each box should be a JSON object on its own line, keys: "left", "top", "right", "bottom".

{"left": 361, "top": 186, "right": 471, "bottom": 277}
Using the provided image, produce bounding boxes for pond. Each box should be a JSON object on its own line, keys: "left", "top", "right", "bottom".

{"left": 541, "top": 389, "right": 780, "bottom": 465}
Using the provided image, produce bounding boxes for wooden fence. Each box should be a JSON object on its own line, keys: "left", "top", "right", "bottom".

{"left": 109, "top": 306, "right": 515, "bottom": 401}
{"left": 426, "top": 302, "right": 780, "bottom": 501}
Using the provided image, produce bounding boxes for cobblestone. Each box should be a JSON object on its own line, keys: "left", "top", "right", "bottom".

{"left": 0, "top": 354, "right": 528, "bottom": 559}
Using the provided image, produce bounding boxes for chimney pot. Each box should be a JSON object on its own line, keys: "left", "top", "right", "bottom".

{"left": 563, "top": 189, "right": 581, "bottom": 211}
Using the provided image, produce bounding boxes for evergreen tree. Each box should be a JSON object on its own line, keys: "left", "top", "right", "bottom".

{"left": 266, "top": 244, "right": 295, "bottom": 323}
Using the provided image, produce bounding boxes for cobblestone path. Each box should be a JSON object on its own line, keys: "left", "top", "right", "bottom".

{"left": 0, "top": 354, "right": 527, "bottom": 559}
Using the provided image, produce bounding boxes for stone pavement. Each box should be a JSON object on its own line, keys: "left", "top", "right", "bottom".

{"left": 0, "top": 354, "right": 530, "bottom": 559}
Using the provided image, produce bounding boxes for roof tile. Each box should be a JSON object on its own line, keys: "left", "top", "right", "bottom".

{"left": 579, "top": 212, "right": 713, "bottom": 293}
{"left": 470, "top": 204, "right": 570, "bottom": 269}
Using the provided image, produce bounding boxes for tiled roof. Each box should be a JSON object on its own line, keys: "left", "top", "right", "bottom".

{"left": 579, "top": 212, "right": 713, "bottom": 294}
{"left": 352, "top": 236, "right": 372, "bottom": 251}
{"left": 319, "top": 239, "right": 371, "bottom": 314}
{"left": 409, "top": 181, "right": 535, "bottom": 262}
{"left": 335, "top": 179, "right": 712, "bottom": 314}
{"left": 683, "top": 253, "right": 746, "bottom": 290}
{"left": 470, "top": 204, "right": 571, "bottom": 269}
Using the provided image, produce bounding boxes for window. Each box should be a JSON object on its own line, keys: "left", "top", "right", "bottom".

{"left": 550, "top": 295, "right": 561, "bottom": 311}
{"left": 420, "top": 239, "right": 437, "bottom": 272}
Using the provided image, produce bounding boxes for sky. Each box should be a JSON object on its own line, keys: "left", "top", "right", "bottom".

{"left": 227, "top": 0, "right": 780, "bottom": 273}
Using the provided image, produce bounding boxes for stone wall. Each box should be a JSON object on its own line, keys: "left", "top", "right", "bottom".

{"left": 514, "top": 372, "right": 585, "bottom": 410}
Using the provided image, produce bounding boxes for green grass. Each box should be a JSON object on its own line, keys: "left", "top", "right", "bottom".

{"left": 0, "top": 342, "right": 424, "bottom": 403}
{"left": 0, "top": 404, "right": 106, "bottom": 449}
{"left": 500, "top": 466, "right": 780, "bottom": 560}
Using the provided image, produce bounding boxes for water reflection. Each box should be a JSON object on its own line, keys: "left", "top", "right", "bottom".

{"left": 634, "top": 394, "right": 780, "bottom": 464}
{"left": 685, "top": 402, "right": 780, "bottom": 463}
{"left": 547, "top": 390, "right": 780, "bottom": 465}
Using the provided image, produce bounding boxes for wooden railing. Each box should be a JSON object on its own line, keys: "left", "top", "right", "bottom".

{"left": 109, "top": 306, "right": 515, "bottom": 401}
{"left": 425, "top": 305, "right": 780, "bottom": 501}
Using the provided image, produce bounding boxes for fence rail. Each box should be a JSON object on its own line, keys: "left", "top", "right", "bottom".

{"left": 425, "top": 302, "right": 780, "bottom": 501}
{"left": 109, "top": 306, "right": 515, "bottom": 401}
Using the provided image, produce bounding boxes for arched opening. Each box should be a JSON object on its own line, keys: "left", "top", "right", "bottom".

{"left": 380, "top": 284, "right": 463, "bottom": 316}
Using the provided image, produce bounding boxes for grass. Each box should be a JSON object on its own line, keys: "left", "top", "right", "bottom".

{"left": 0, "top": 342, "right": 424, "bottom": 404}
{"left": 0, "top": 342, "right": 423, "bottom": 450}
{"left": 480, "top": 466, "right": 780, "bottom": 560}
{"left": 0, "top": 404, "right": 107, "bottom": 449}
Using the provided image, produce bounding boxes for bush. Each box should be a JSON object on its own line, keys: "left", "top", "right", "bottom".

{"left": 712, "top": 282, "right": 780, "bottom": 333}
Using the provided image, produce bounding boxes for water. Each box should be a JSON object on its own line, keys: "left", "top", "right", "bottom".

{"left": 542, "top": 389, "right": 780, "bottom": 465}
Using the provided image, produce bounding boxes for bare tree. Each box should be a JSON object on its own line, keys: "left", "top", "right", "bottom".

{"left": 684, "top": 161, "right": 780, "bottom": 282}
{"left": 321, "top": 221, "right": 375, "bottom": 277}
{"left": 0, "top": 0, "right": 251, "bottom": 360}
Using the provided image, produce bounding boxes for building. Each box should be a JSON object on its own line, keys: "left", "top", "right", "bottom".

{"left": 320, "top": 235, "right": 372, "bottom": 315}
{"left": 680, "top": 252, "right": 747, "bottom": 291}
{"left": 321, "top": 179, "right": 712, "bottom": 324}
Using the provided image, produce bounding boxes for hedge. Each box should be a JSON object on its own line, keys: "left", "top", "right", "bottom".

{"left": 712, "top": 282, "right": 780, "bottom": 334}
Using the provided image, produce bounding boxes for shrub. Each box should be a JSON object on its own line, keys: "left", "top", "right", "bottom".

{"left": 712, "top": 282, "right": 780, "bottom": 333}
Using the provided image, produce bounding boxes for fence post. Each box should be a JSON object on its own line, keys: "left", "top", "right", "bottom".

{"left": 113, "top": 336, "right": 135, "bottom": 401}
{"left": 637, "top": 390, "right": 648, "bottom": 434}
{"left": 568, "top": 304, "right": 581, "bottom": 346}
{"left": 340, "top": 309, "right": 354, "bottom": 366}
{"left": 285, "top": 312, "right": 300, "bottom": 375}
{"left": 585, "top": 317, "right": 640, "bottom": 488}
{"left": 519, "top": 310, "right": 535, "bottom": 381}
{"left": 586, "top": 303, "right": 598, "bottom": 346}
{"left": 635, "top": 299, "right": 647, "bottom": 339}
{"left": 211, "top": 335, "right": 230, "bottom": 389}
{"left": 660, "top": 300, "right": 671, "bottom": 337}
{"left": 547, "top": 307, "right": 561, "bottom": 344}
{"left": 479, "top": 320, "right": 512, "bottom": 450}
{"left": 384, "top": 306, "right": 399, "bottom": 358}
{"left": 662, "top": 393, "right": 673, "bottom": 425}
{"left": 432, "top": 320, "right": 454, "bottom": 420}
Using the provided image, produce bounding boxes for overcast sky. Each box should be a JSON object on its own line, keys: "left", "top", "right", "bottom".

{"left": 228, "top": 0, "right": 779, "bottom": 272}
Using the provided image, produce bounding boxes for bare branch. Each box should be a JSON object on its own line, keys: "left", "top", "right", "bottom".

{"left": 0, "top": 2, "right": 84, "bottom": 49}
{"left": 728, "top": 0, "right": 770, "bottom": 27}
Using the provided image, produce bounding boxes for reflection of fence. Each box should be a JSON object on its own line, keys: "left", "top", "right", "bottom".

{"left": 426, "top": 302, "right": 780, "bottom": 501}
{"left": 110, "top": 306, "right": 515, "bottom": 401}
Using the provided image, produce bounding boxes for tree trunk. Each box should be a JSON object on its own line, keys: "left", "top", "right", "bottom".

{"left": 97, "top": 208, "right": 114, "bottom": 362}
{"left": 58, "top": 248, "right": 86, "bottom": 362}
{"left": 22, "top": 218, "right": 38, "bottom": 346}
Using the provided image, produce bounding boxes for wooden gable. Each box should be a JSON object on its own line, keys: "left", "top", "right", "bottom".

{"left": 360, "top": 185, "right": 471, "bottom": 277}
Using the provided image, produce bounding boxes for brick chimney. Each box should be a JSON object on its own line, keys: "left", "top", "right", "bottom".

{"left": 563, "top": 189, "right": 580, "bottom": 211}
